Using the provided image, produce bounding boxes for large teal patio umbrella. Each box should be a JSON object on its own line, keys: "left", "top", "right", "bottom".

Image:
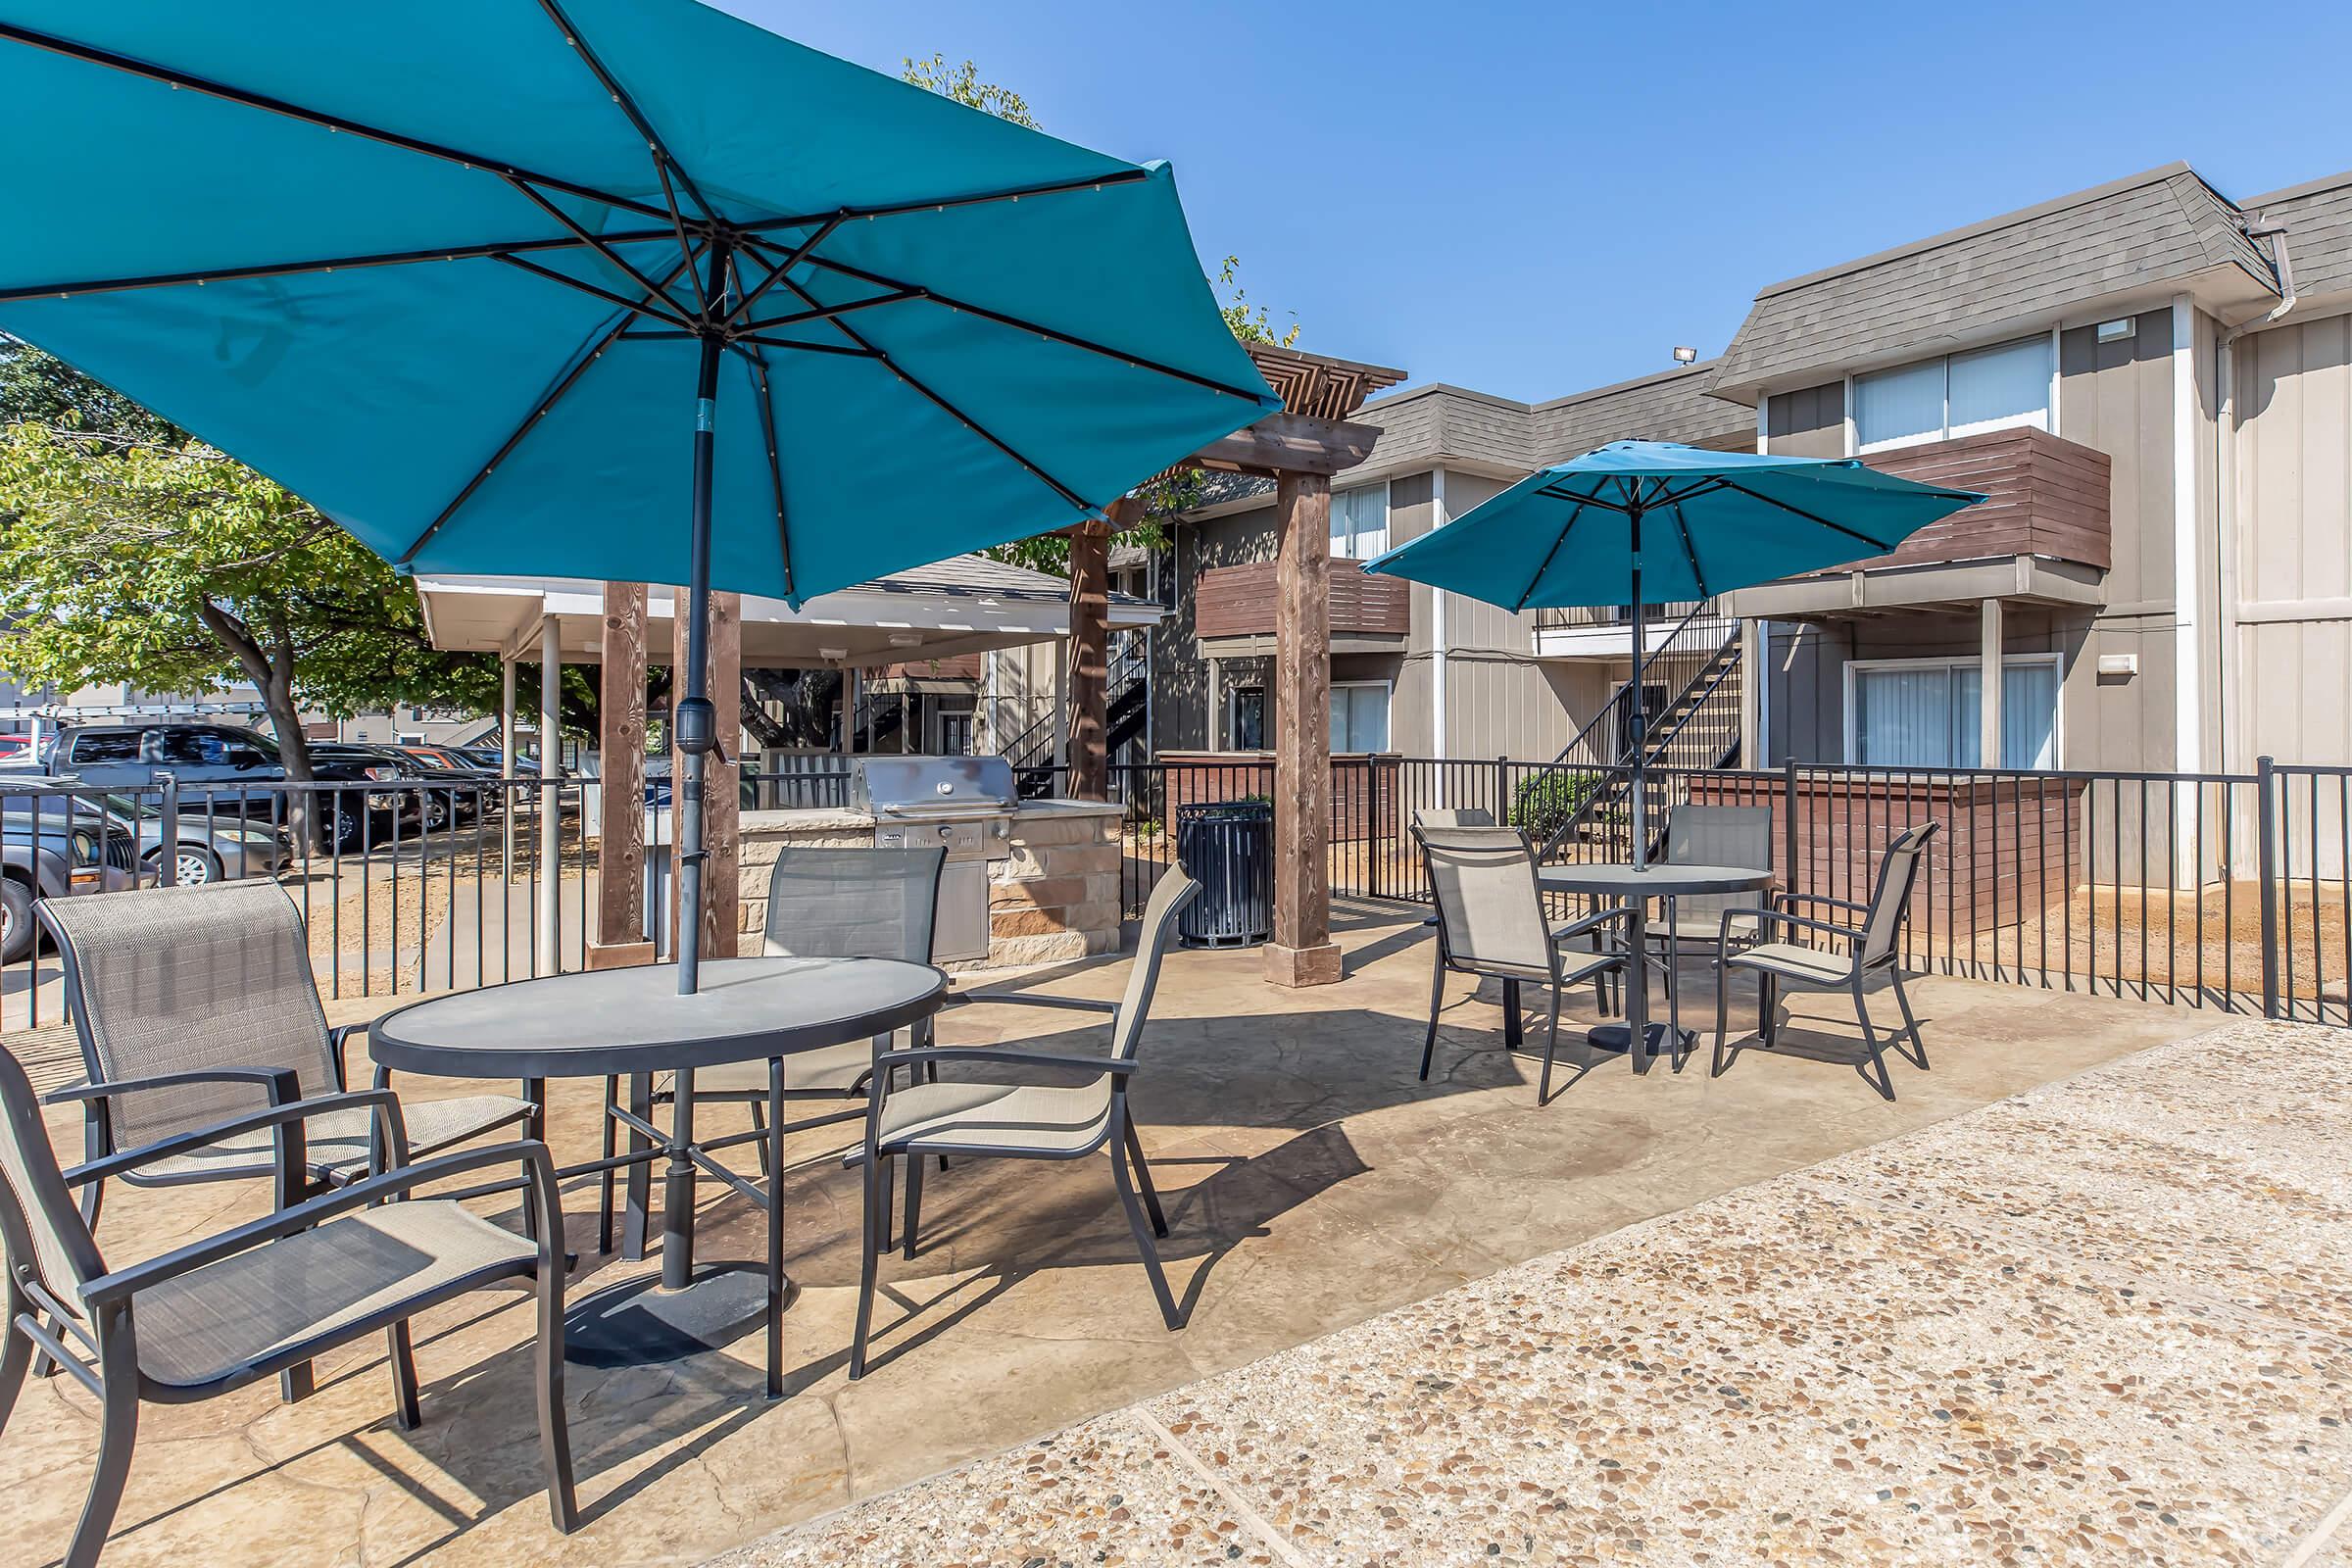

{"left": 1363, "top": 440, "right": 1982, "bottom": 865}
{"left": 0, "top": 1, "right": 1279, "bottom": 994}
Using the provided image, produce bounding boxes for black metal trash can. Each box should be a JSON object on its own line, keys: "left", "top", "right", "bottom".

{"left": 1176, "top": 800, "right": 1273, "bottom": 947}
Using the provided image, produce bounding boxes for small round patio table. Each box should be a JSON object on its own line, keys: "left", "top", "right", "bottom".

{"left": 370, "top": 955, "right": 946, "bottom": 1380}
{"left": 1536, "top": 862, "right": 1773, "bottom": 1070}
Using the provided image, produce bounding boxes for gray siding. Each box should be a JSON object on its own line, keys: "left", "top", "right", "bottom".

{"left": 1716, "top": 166, "right": 2274, "bottom": 392}
{"left": 1151, "top": 503, "right": 1279, "bottom": 750}
{"left": 1765, "top": 382, "right": 1844, "bottom": 457}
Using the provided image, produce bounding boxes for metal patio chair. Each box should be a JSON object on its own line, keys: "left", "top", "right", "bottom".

{"left": 1712, "top": 820, "right": 1938, "bottom": 1101}
{"left": 1415, "top": 825, "right": 1628, "bottom": 1102}
{"left": 0, "top": 1041, "right": 578, "bottom": 1568}
{"left": 37, "top": 880, "right": 534, "bottom": 1217}
{"left": 843, "top": 863, "right": 1200, "bottom": 1379}
{"left": 597, "top": 845, "right": 946, "bottom": 1253}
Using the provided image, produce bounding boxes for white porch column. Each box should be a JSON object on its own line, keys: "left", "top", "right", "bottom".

{"left": 499, "top": 656, "right": 516, "bottom": 881}
{"left": 1051, "top": 635, "right": 1070, "bottom": 778}
{"left": 1740, "top": 616, "right": 1764, "bottom": 769}
{"left": 1979, "top": 597, "right": 2004, "bottom": 769}
{"left": 538, "top": 616, "right": 562, "bottom": 971}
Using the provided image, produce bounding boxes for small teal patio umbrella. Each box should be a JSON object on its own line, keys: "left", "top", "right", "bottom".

{"left": 0, "top": 1, "right": 1280, "bottom": 995}
{"left": 1362, "top": 440, "right": 1982, "bottom": 864}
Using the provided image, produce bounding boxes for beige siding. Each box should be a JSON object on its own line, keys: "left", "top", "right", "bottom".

{"left": 2233, "top": 308, "right": 2352, "bottom": 769}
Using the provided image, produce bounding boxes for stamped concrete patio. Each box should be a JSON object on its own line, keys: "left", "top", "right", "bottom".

{"left": 0, "top": 900, "right": 2233, "bottom": 1566}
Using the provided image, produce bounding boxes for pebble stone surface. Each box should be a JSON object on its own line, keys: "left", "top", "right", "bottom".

{"left": 721, "top": 1017, "right": 2352, "bottom": 1567}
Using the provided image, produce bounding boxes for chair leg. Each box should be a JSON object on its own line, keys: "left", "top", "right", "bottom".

{"left": 748, "top": 1097, "right": 771, "bottom": 1180}
{"left": 848, "top": 1152, "right": 886, "bottom": 1381}
{"left": 1889, "top": 968, "right": 1930, "bottom": 1070}
{"left": 766, "top": 1067, "right": 787, "bottom": 1401}
{"left": 876, "top": 1153, "right": 895, "bottom": 1257}
{"left": 1759, "top": 973, "right": 1779, "bottom": 1047}
{"left": 67, "top": 1329, "right": 138, "bottom": 1568}
{"left": 1419, "top": 945, "right": 1445, "bottom": 1081}
{"left": 901, "top": 1149, "right": 924, "bottom": 1261}
{"left": 387, "top": 1319, "right": 421, "bottom": 1432}
{"left": 1124, "top": 1119, "right": 1169, "bottom": 1238}
{"left": 0, "top": 1283, "right": 29, "bottom": 1438}
{"left": 532, "top": 1261, "right": 580, "bottom": 1535}
{"left": 1852, "top": 978, "right": 1896, "bottom": 1101}
{"left": 621, "top": 1072, "right": 653, "bottom": 1260}
{"left": 1501, "top": 978, "right": 1523, "bottom": 1048}
{"left": 1110, "top": 1124, "right": 1182, "bottom": 1330}
{"left": 1712, "top": 961, "right": 1737, "bottom": 1078}
{"left": 1535, "top": 982, "right": 1564, "bottom": 1104}
{"left": 597, "top": 1074, "right": 618, "bottom": 1255}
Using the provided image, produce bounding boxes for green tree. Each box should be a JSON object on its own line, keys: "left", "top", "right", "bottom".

{"left": 900, "top": 58, "right": 1297, "bottom": 576}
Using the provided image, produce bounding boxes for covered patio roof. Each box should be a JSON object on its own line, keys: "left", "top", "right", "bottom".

{"left": 414, "top": 554, "right": 1159, "bottom": 670}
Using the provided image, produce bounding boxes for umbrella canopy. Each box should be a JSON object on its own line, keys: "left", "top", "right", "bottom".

{"left": 1364, "top": 439, "right": 1982, "bottom": 869}
{"left": 1361, "top": 441, "right": 1983, "bottom": 611}
{"left": 0, "top": 0, "right": 1280, "bottom": 605}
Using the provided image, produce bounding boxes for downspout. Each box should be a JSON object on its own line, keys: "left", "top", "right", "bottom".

{"left": 1430, "top": 466, "right": 1448, "bottom": 778}
{"left": 2216, "top": 220, "right": 2295, "bottom": 778}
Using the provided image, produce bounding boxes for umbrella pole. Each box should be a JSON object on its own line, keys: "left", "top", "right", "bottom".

{"left": 675, "top": 247, "right": 731, "bottom": 999}
{"left": 1628, "top": 507, "right": 1647, "bottom": 871}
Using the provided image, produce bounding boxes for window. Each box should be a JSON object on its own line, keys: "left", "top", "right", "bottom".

{"left": 1849, "top": 656, "right": 2059, "bottom": 769}
{"left": 1854, "top": 336, "right": 2051, "bottom": 453}
{"left": 1329, "top": 683, "right": 1391, "bottom": 754}
{"left": 1228, "top": 687, "right": 1266, "bottom": 751}
{"left": 1329, "top": 484, "right": 1388, "bottom": 560}
{"left": 156, "top": 729, "right": 227, "bottom": 766}
{"left": 68, "top": 731, "right": 138, "bottom": 764}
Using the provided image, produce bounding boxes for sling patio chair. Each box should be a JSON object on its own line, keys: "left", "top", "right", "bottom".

{"left": 598, "top": 844, "right": 946, "bottom": 1253}
{"left": 37, "top": 880, "right": 534, "bottom": 1219}
{"left": 1712, "top": 819, "right": 1938, "bottom": 1101}
{"left": 842, "top": 863, "right": 1200, "bottom": 1379}
{"left": 1415, "top": 824, "right": 1629, "bottom": 1102}
{"left": 0, "top": 1040, "right": 578, "bottom": 1568}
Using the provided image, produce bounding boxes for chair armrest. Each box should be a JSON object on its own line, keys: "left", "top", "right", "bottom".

{"left": 46, "top": 1064, "right": 301, "bottom": 1109}
{"left": 1775, "top": 891, "right": 1866, "bottom": 915}
{"left": 329, "top": 1022, "right": 364, "bottom": 1088}
{"left": 946, "top": 992, "right": 1118, "bottom": 1016}
{"left": 63, "top": 1087, "right": 408, "bottom": 1188}
{"left": 80, "top": 1139, "right": 558, "bottom": 1307}
{"left": 1550, "top": 906, "right": 1630, "bottom": 944}
{"left": 883, "top": 1046, "right": 1138, "bottom": 1077}
{"left": 1738, "top": 908, "right": 1865, "bottom": 947}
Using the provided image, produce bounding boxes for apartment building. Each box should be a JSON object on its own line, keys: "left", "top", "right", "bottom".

{"left": 1152, "top": 160, "right": 2352, "bottom": 787}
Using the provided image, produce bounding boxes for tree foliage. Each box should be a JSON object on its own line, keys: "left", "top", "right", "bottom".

{"left": 899, "top": 58, "right": 1297, "bottom": 577}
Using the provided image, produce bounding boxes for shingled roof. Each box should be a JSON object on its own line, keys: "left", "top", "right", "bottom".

{"left": 2245, "top": 168, "right": 2352, "bottom": 302}
{"left": 1711, "top": 163, "right": 2279, "bottom": 397}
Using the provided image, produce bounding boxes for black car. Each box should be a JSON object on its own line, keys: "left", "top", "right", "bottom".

{"left": 47, "top": 722, "right": 396, "bottom": 854}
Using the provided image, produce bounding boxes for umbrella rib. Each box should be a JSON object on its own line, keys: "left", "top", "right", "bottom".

{"left": 395, "top": 245, "right": 707, "bottom": 567}
{"left": 1535, "top": 482, "right": 1629, "bottom": 514}
{"left": 533, "top": 0, "right": 723, "bottom": 230}
{"left": 491, "top": 252, "right": 699, "bottom": 332}
{"left": 732, "top": 344, "right": 797, "bottom": 602}
{"left": 0, "top": 19, "right": 671, "bottom": 222}
{"left": 0, "top": 227, "right": 680, "bottom": 306}
{"left": 1712, "top": 478, "right": 1906, "bottom": 551}
{"left": 501, "top": 176, "right": 694, "bottom": 312}
{"left": 728, "top": 215, "right": 846, "bottom": 322}
{"left": 798, "top": 254, "right": 1270, "bottom": 405}
{"left": 1667, "top": 502, "right": 1711, "bottom": 599}
{"left": 1510, "top": 498, "right": 1588, "bottom": 612}
{"left": 736, "top": 240, "right": 1095, "bottom": 513}
{"left": 738, "top": 289, "right": 924, "bottom": 333}
{"left": 719, "top": 333, "right": 878, "bottom": 359}
{"left": 741, "top": 170, "right": 1152, "bottom": 234}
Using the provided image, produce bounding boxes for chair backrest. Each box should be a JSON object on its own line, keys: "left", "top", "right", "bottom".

{"left": 1663, "top": 805, "right": 1776, "bottom": 928}
{"left": 1858, "top": 820, "right": 1939, "bottom": 967}
{"left": 1414, "top": 807, "right": 1495, "bottom": 830}
{"left": 1417, "top": 825, "right": 1553, "bottom": 978}
{"left": 762, "top": 846, "right": 946, "bottom": 962}
{"left": 1109, "top": 863, "right": 1201, "bottom": 1062}
{"left": 0, "top": 1040, "right": 104, "bottom": 1317}
{"left": 37, "top": 880, "right": 337, "bottom": 1155}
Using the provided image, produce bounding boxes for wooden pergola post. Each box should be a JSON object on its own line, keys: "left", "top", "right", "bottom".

{"left": 1066, "top": 496, "right": 1135, "bottom": 802}
{"left": 1266, "top": 470, "right": 1339, "bottom": 986}
{"left": 589, "top": 581, "right": 654, "bottom": 970}
{"left": 703, "top": 591, "right": 742, "bottom": 959}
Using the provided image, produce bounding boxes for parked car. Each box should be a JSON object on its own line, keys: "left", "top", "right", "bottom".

{"left": 0, "top": 799, "right": 145, "bottom": 961}
{"left": 316, "top": 743, "right": 496, "bottom": 834}
{"left": 44, "top": 722, "right": 395, "bottom": 854}
{"left": 113, "top": 793, "right": 290, "bottom": 886}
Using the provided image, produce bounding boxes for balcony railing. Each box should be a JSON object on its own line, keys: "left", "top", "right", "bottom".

{"left": 1195, "top": 559, "right": 1410, "bottom": 640}
{"left": 1840, "top": 425, "right": 2112, "bottom": 572}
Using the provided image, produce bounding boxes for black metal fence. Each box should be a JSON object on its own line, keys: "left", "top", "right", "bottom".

{"left": 1093, "top": 752, "right": 2351, "bottom": 1025}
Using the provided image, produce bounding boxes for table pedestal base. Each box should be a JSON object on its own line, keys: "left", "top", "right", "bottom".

{"left": 1587, "top": 1022, "right": 1690, "bottom": 1057}
{"left": 564, "top": 1262, "right": 789, "bottom": 1368}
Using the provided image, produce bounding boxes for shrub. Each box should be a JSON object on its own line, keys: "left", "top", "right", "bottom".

{"left": 1508, "top": 769, "right": 1604, "bottom": 842}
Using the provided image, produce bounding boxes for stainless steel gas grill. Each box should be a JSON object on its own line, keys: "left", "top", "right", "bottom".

{"left": 849, "top": 756, "right": 1017, "bottom": 962}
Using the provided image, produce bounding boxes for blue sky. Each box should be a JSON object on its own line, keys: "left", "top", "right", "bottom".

{"left": 731, "top": 0, "right": 2352, "bottom": 403}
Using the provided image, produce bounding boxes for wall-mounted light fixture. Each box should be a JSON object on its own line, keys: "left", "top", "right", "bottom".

{"left": 1671, "top": 345, "right": 1699, "bottom": 365}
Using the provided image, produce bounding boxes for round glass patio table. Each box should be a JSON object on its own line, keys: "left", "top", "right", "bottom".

{"left": 369, "top": 956, "right": 947, "bottom": 1372}
{"left": 1535, "top": 862, "right": 1773, "bottom": 1069}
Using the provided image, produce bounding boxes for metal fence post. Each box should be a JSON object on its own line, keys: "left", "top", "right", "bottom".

{"left": 2256, "top": 755, "right": 2280, "bottom": 1018}
{"left": 1782, "top": 757, "right": 1799, "bottom": 898}
{"left": 1365, "top": 755, "right": 1385, "bottom": 901}
{"left": 155, "top": 770, "right": 179, "bottom": 888}
{"left": 1494, "top": 755, "right": 1510, "bottom": 824}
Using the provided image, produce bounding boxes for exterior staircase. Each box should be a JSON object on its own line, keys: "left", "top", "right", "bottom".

{"left": 1004, "top": 636, "right": 1149, "bottom": 796}
{"left": 1532, "top": 602, "right": 1744, "bottom": 862}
